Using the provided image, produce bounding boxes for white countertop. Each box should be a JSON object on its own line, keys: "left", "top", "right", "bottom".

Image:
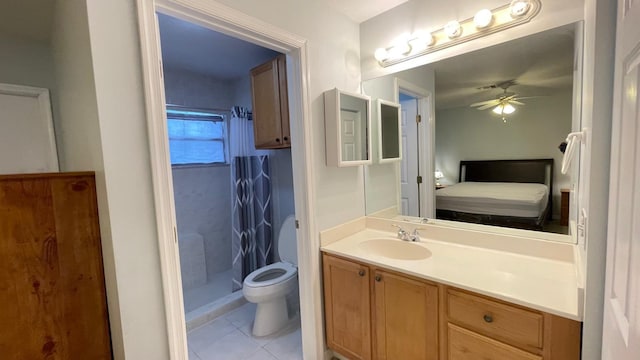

{"left": 321, "top": 226, "right": 582, "bottom": 321}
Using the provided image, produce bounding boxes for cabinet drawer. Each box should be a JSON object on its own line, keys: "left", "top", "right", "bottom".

{"left": 448, "top": 324, "right": 541, "bottom": 360}
{"left": 447, "top": 289, "right": 543, "bottom": 349}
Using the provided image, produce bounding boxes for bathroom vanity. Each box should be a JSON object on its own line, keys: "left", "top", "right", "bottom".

{"left": 320, "top": 218, "right": 582, "bottom": 360}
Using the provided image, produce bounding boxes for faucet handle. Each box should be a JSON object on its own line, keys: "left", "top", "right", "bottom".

{"left": 410, "top": 228, "right": 427, "bottom": 242}
{"left": 391, "top": 224, "right": 409, "bottom": 240}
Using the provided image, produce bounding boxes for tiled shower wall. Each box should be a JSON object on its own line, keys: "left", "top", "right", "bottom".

{"left": 172, "top": 165, "right": 233, "bottom": 284}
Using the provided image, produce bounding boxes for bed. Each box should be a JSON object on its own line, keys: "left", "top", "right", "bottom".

{"left": 435, "top": 159, "right": 554, "bottom": 231}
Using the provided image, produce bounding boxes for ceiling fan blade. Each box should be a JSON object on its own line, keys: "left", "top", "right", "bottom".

{"left": 470, "top": 99, "right": 499, "bottom": 107}
{"left": 513, "top": 95, "right": 547, "bottom": 100}
{"left": 478, "top": 103, "right": 498, "bottom": 110}
{"left": 509, "top": 100, "right": 525, "bottom": 105}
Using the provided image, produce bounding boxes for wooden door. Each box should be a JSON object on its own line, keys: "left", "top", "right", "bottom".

{"left": 0, "top": 173, "right": 112, "bottom": 359}
{"left": 602, "top": 0, "right": 640, "bottom": 358}
{"left": 373, "top": 269, "right": 439, "bottom": 360}
{"left": 322, "top": 254, "right": 371, "bottom": 360}
{"left": 250, "top": 54, "right": 289, "bottom": 149}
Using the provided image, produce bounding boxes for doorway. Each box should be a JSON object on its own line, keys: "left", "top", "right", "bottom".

{"left": 136, "top": 1, "right": 319, "bottom": 359}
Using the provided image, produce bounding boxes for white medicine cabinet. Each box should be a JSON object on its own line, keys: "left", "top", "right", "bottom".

{"left": 324, "top": 88, "right": 372, "bottom": 167}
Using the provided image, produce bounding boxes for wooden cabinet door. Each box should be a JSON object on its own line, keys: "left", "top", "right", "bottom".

{"left": 250, "top": 54, "right": 289, "bottom": 149}
{"left": 0, "top": 173, "right": 111, "bottom": 359}
{"left": 322, "top": 254, "right": 372, "bottom": 360}
{"left": 373, "top": 269, "right": 439, "bottom": 360}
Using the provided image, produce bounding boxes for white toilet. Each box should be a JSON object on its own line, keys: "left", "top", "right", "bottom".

{"left": 242, "top": 215, "right": 298, "bottom": 337}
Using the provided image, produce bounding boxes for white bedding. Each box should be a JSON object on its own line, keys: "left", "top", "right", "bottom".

{"left": 436, "top": 182, "right": 549, "bottom": 218}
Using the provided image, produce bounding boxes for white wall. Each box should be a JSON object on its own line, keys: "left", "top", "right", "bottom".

{"left": 0, "top": 33, "right": 56, "bottom": 90}
{"left": 50, "top": 0, "right": 125, "bottom": 358}
{"left": 163, "top": 67, "right": 235, "bottom": 110}
{"left": 579, "top": 0, "right": 616, "bottom": 358}
{"left": 435, "top": 91, "right": 573, "bottom": 218}
{"left": 83, "top": 1, "right": 169, "bottom": 358}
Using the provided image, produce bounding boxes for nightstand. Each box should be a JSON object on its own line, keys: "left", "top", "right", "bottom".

{"left": 561, "top": 188, "right": 570, "bottom": 226}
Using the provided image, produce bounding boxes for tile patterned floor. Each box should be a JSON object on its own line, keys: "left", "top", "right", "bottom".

{"left": 188, "top": 303, "right": 302, "bottom": 360}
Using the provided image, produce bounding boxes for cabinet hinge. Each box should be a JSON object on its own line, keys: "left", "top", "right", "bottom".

{"left": 417, "top": 176, "right": 423, "bottom": 184}
{"left": 173, "top": 226, "right": 177, "bottom": 243}
{"left": 416, "top": 114, "right": 422, "bottom": 123}
{"left": 295, "top": 220, "right": 299, "bottom": 229}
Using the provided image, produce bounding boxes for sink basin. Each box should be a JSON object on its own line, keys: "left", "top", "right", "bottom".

{"left": 358, "top": 239, "right": 432, "bottom": 260}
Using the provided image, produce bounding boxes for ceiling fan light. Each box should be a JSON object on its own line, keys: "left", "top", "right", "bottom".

{"left": 474, "top": 9, "right": 493, "bottom": 29}
{"left": 492, "top": 105, "right": 505, "bottom": 114}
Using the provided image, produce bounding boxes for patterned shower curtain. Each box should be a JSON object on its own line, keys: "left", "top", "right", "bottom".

{"left": 230, "top": 106, "right": 274, "bottom": 291}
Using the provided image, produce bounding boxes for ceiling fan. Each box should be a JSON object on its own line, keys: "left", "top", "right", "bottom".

{"left": 470, "top": 80, "right": 531, "bottom": 121}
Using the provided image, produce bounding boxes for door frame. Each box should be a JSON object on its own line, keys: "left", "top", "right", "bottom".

{"left": 394, "top": 79, "right": 434, "bottom": 218}
{"left": 135, "top": 1, "right": 319, "bottom": 359}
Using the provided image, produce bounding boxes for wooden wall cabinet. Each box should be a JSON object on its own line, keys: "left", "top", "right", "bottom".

{"left": 250, "top": 54, "right": 290, "bottom": 149}
{"left": 0, "top": 172, "right": 112, "bottom": 359}
{"left": 322, "top": 253, "right": 581, "bottom": 360}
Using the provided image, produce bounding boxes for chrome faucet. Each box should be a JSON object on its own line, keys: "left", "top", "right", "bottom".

{"left": 392, "top": 225, "right": 425, "bottom": 242}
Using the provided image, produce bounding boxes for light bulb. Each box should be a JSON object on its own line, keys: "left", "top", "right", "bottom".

{"left": 492, "top": 105, "right": 504, "bottom": 114}
{"left": 444, "top": 21, "right": 462, "bottom": 39}
{"left": 374, "top": 48, "right": 389, "bottom": 62}
{"left": 510, "top": 0, "right": 530, "bottom": 17}
{"left": 474, "top": 9, "right": 493, "bottom": 29}
{"left": 409, "top": 31, "right": 435, "bottom": 53}
{"left": 503, "top": 103, "right": 516, "bottom": 114}
{"left": 387, "top": 42, "right": 411, "bottom": 59}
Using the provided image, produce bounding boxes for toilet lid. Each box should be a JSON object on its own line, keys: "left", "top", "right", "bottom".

{"left": 278, "top": 215, "right": 297, "bottom": 265}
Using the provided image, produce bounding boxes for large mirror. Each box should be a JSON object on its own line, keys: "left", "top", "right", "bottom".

{"left": 363, "top": 22, "right": 582, "bottom": 243}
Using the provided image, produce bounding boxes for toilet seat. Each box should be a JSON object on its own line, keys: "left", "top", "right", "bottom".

{"left": 243, "top": 262, "right": 297, "bottom": 288}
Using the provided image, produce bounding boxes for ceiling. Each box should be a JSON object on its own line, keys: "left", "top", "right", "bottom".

{"left": 0, "top": 0, "right": 55, "bottom": 43}
{"left": 157, "top": 13, "right": 281, "bottom": 80}
{"left": 431, "top": 23, "right": 577, "bottom": 110}
{"left": 325, "top": 0, "right": 410, "bottom": 23}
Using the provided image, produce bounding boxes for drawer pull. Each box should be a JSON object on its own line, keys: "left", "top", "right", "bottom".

{"left": 358, "top": 270, "right": 365, "bottom": 277}
{"left": 375, "top": 275, "right": 382, "bottom": 282}
{"left": 483, "top": 314, "right": 493, "bottom": 323}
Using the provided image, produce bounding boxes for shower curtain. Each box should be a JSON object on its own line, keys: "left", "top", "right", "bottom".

{"left": 230, "top": 106, "right": 274, "bottom": 291}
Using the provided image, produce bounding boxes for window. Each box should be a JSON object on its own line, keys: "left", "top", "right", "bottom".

{"left": 166, "top": 106, "right": 228, "bottom": 165}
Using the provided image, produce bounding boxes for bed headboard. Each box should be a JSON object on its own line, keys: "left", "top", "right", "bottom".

{"left": 459, "top": 159, "right": 554, "bottom": 219}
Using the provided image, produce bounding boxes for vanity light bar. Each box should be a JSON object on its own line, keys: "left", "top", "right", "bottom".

{"left": 374, "top": 0, "right": 542, "bottom": 67}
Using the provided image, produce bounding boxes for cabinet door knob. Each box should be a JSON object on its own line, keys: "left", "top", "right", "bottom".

{"left": 375, "top": 275, "right": 382, "bottom": 282}
{"left": 284, "top": 136, "right": 289, "bottom": 141}
{"left": 275, "top": 138, "right": 281, "bottom": 143}
{"left": 358, "top": 270, "right": 365, "bottom": 277}
{"left": 483, "top": 314, "right": 493, "bottom": 323}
